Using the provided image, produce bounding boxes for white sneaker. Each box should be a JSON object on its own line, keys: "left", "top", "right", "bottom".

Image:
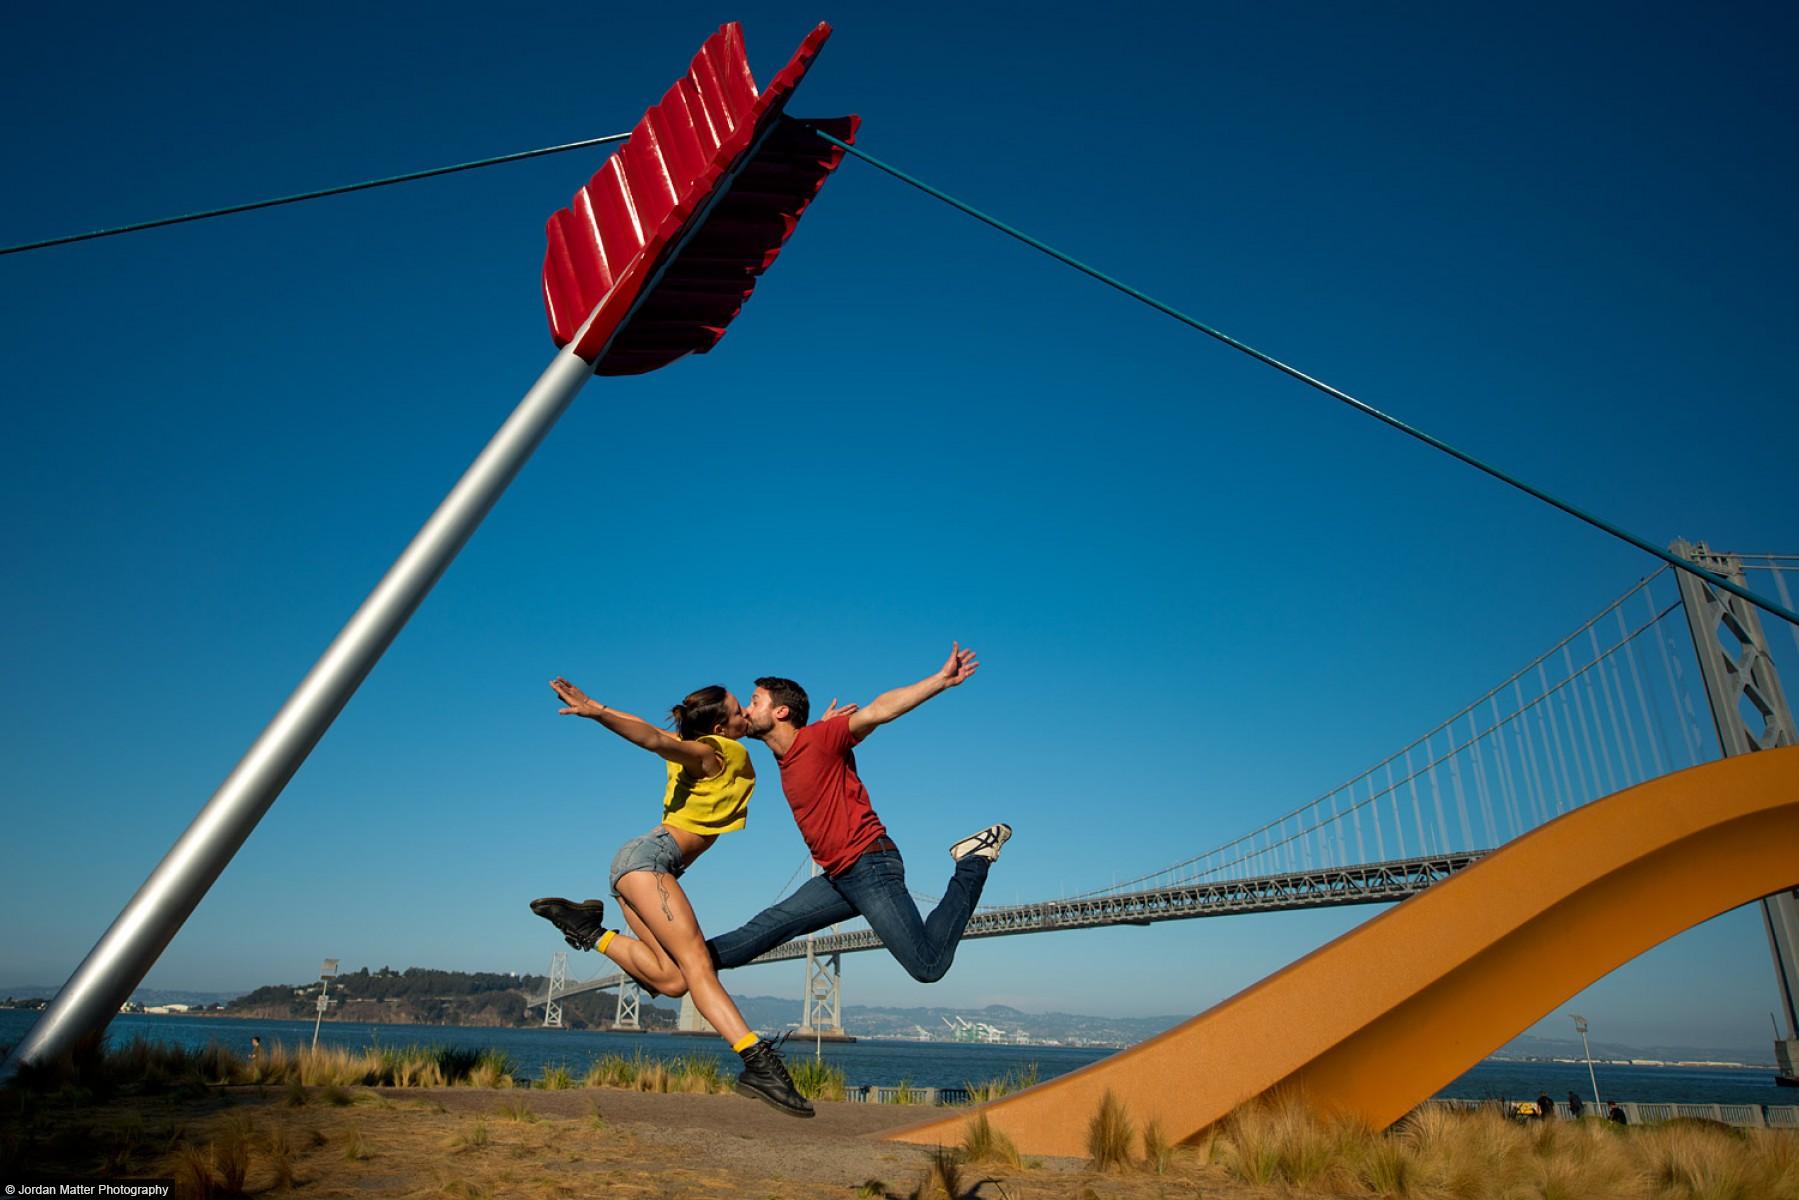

{"left": 949, "top": 823, "right": 1012, "bottom": 862}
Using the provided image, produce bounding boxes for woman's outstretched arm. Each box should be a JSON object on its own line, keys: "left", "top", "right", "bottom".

{"left": 550, "top": 677, "right": 721, "bottom": 776}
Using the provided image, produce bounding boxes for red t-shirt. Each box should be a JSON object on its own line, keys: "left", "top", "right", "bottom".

{"left": 776, "top": 714, "right": 889, "bottom": 876}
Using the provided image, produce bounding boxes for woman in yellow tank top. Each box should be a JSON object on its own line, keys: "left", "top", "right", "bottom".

{"left": 528, "top": 676, "right": 812, "bottom": 1117}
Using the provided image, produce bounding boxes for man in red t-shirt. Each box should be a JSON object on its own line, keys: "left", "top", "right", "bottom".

{"left": 705, "top": 643, "right": 1011, "bottom": 982}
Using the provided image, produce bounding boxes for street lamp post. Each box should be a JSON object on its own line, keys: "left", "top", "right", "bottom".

{"left": 311, "top": 959, "right": 338, "bottom": 1051}
{"left": 1570, "top": 1013, "right": 1601, "bottom": 1110}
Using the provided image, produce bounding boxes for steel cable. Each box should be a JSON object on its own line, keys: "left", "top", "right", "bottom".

{"left": 1, "top": 133, "right": 630, "bottom": 256}
{"left": 809, "top": 128, "right": 1799, "bottom": 629}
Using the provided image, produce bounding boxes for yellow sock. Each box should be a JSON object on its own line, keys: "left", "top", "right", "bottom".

{"left": 732, "top": 1032, "right": 760, "bottom": 1054}
{"left": 595, "top": 929, "right": 616, "bottom": 954}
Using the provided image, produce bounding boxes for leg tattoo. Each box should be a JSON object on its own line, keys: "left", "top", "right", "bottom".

{"left": 656, "top": 873, "right": 674, "bottom": 923}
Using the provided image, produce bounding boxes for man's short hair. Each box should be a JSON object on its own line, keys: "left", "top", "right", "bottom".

{"left": 755, "top": 676, "right": 810, "bottom": 726}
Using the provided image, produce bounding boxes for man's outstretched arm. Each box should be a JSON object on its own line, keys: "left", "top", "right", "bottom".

{"left": 846, "top": 643, "right": 979, "bottom": 739}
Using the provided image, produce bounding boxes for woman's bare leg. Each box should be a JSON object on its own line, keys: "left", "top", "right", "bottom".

{"left": 613, "top": 870, "right": 751, "bottom": 1046}
{"left": 597, "top": 899, "right": 689, "bottom": 998}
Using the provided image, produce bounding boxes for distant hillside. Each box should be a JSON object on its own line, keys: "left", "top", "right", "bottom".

{"left": 728, "top": 994, "right": 1185, "bottom": 1046}
{"left": 11, "top": 971, "right": 1768, "bottom": 1064}
{"left": 221, "top": 966, "right": 676, "bottom": 1031}
{"left": 1495, "top": 1032, "right": 1774, "bottom": 1067}
{"left": 1, "top": 986, "right": 245, "bottom": 1007}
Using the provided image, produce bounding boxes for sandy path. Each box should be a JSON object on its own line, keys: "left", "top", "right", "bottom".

{"left": 388, "top": 1085, "right": 956, "bottom": 1189}
{"left": 9, "top": 1084, "right": 1230, "bottom": 1198}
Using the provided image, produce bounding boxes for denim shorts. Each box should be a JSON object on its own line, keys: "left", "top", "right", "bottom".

{"left": 608, "top": 827, "right": 686, "bottom": 898}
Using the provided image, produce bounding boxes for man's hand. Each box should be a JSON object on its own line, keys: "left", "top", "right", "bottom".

{"left": 818, "top": 698, "right": 860, "bottom": 722}
{"left": 937, "top": 642, "right": 979, "bottom": 689}
{"left": 551, "top": 677, "right": 604, "bottom": 719}
{"left": 847, "top": 641, "right": 980, "bottom": 738}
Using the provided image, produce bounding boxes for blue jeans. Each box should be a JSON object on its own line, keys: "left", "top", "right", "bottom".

{"left": 707, "top": 849, "right": 990, "bottom": 983}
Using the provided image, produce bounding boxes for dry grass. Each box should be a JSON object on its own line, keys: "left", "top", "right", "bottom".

{"left": 965, "top": 1061, "right": 1040, "bottom": 1103}
{"left": 1086, "top": 1088, "right": 1136, "bottom": 1172}
{"left": 464, "top": 1052, "right": 514, "bottom": 1090}
{"left": 1364, "top": 1140, "right": 1419, "bottom": 1195}
{"left": 11, "top": 1051, "right": 1798, "bottom": 1200}
{"left": 1753, "top": 1126, "right": 1799, "bottom": 1198}
{"left": 446, "top": 1115, "right": 490, "bottom": 1152}
{"left": 212, "top": 1113, "right": 254, "bottom": 1193}
{"left": 1141, "top": 1117, "right": 1173, "bottom": 1173}
{"left": 909, "top": 1145, "right": 966, "bottom": 1200}
{"left": 581, "top": 1054, "right": 631, "bottom": 1089}
{"left": 3, "top": 1077, "right": 1123, "bottom": 1199}
{"left": 958, "top": 1111, "right": 1020, "bottom": 1167}
{"left": 156, "top": 1114, "right": 255, "bottom": 1200}
{"left": 428, "top": 1173, "right": 490, "bottom": 1200}
{"left": 790, "top": 1055, "right": 849, "bottom": 1101}
{"left": 534, "top": 1062, "right": 576, "bottom": 1090}
{"left": 169, "top": 1139, "right": 219, "bottom": 1200}
{"left": 888, "top": 1079, "right": 923, "bottom": 1106}
{"left": 1214, "top": 1092, "right": 1359, "bottom": 1190}
{"left": 262, "top": 1120, "right": 296, "bottom": 1188}
{"left": 280, "top": 1076, "right": 307, "bottom": 1107}
{"left": 493, "top": 1095, "right": 538, "bottom": 1123}
{"left": 340, "top": 1122, "right": 371, "bottom": 1161}
{"left": 1198, "top": 1096, "right": 1799, "bottom": 1199}
{"left": 385, "top": 1052, "right": 445, "bottom": 1088}
{"left": 8, "top": 1033, "right": 997, "bottom": 1119}
{"left": 670, "top": 1052, "right": 727, "bottom": 1094}
{"left": 5, "top": 1035, "right": 533, "bottom": 1098}
{"left": 1635, "top": 1119, "right": 1768, "bottom": 1200}
{"left": 578, "top": 1049, "right": 731, "bottom": 1095}
{"left": 100, "top": 1108, "right": 146, "bottom": 1174}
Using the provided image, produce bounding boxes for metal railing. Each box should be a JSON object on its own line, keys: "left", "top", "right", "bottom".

{"left": 1428, "top": 1096, "right": 1799, "bottom": 1130}
{"left": 840, "top": 1091, "right": 1799, "bottom": 1122}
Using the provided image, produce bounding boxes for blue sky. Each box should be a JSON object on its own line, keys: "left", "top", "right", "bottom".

{"left": 4, "top": 1, "right": 1796, "bottom": 1053}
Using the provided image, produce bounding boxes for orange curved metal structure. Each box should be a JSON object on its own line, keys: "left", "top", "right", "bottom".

{"left": 887, "top": 747, "right": 1799, "bottom": 1158}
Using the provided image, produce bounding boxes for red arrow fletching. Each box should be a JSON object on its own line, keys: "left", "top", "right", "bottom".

{"left": 541, "top": 22, "right": 857, "bottom": 375}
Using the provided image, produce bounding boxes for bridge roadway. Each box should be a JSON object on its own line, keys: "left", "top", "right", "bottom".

{"left": 527, "top": 850, "right": 1485, "bottom": 1007}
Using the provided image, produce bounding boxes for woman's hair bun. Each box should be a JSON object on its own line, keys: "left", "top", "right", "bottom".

{"left": 671, "top": 686, "right": 730, "bottom": 739}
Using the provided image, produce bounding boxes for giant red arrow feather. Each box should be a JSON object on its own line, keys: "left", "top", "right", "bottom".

{"left": 542, "top": 21, "right": 856, "bottom": 375}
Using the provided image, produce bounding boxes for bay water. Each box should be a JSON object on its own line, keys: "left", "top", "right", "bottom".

{"left": 2, "top": 1009, "right": 1790, "bottom": 1107}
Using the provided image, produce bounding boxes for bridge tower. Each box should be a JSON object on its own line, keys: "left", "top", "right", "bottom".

{"left": 797, "top": 866, "right": 844, "bottom": 1038}
{"left": 676, "top": 993, "right": 714, "bottom": 1033}
{"left": 1672, "top": 540, "right": 1799, "bottom": 1083}
{"left": 543, "top": 952, "right": 566, "bottom": 1029}
{"left": 798, "top": 938, "right": 844, "bottom": 1038}
{"left": 613, "top": 979, "right": 641, "bottom": 1031}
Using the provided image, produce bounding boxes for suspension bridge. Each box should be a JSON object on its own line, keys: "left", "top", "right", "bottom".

{"left": 532, "top": 546, "right": 1799, "bottom": 1082}
{"left": 9, "top": 17, "right": 1796, "bottom": 1163}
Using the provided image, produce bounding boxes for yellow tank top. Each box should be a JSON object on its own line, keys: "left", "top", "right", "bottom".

{"left": 661, "top": 735, "right": 754, "bottom": 835}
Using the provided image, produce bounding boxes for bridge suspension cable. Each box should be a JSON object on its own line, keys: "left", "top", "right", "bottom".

{"left": 1743, "top": 558, "right": 1799, "bottom": 658}
{"left": 538, "top": 556, "right": 1795, "bottom": 985}
{"left": 888, "top": 557, "right": 1797, "bottom": 917}
{"left": 1060, "top": 564, "right": 1723, "bottom": 899}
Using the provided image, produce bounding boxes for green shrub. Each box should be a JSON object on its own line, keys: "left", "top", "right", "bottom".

{"left": 966, "top": 1061, "right": 1039, "bottom": 1103}
{"left": 788, "top": 1057, "right": 847, "bottom": 1102}
{"left": 535, "top": 1063, "right": 575, "bottom": 1090}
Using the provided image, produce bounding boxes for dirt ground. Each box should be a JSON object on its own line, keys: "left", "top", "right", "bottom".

{"left": 2, "top": 1084, "right": 1253, "bottom": 1199}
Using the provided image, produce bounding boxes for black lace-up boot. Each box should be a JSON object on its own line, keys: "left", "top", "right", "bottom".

{"left": 734, "top": 1038, "right": 814, "bottom": 1118}
{"left": 528, "top": 897, "right": 608, "bottom": 952}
